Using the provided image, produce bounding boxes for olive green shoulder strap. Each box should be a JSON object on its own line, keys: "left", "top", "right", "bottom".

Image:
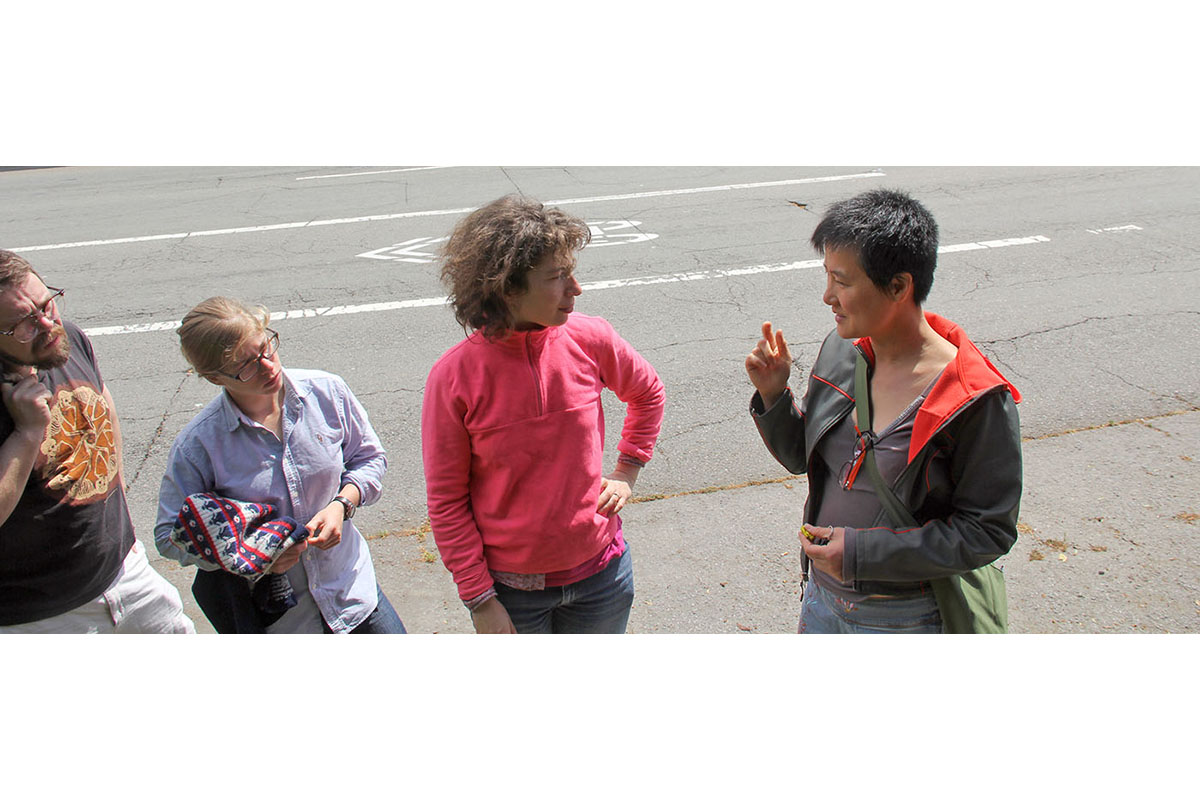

{"left": 854, "top": 352, "right": 919, "bottom": 529}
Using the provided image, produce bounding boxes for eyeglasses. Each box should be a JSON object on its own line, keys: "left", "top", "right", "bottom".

{"left": 0, "top": 287, "right": 65, "bottom": 343}
{"left": 213, "top": 330, "right": 280, "bottom": 382}
{"left": 838, "top": 428, "right": 876, "bottom": 491}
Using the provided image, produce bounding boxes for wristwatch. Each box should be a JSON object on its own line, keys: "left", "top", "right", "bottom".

{"left": 331, "top": 495, "right": 356, "bottom": 520}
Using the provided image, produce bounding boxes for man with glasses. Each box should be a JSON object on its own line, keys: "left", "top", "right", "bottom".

{"left": 0, "top": 249, "right": 194, "bottom": 633}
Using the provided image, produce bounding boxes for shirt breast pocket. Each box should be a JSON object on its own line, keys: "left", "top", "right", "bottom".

{"left": 310, "top": 424, "right": 344, "bottom": 451}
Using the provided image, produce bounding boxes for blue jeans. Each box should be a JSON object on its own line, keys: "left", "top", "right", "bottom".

{"left": 493, "top": 545, "right": 634, "bottom": 634}
{"left": 325, "top": 584, "right": 407, "bottom": 634}
{"left": 798, "top": 580, "right": 942, "bottom": 634}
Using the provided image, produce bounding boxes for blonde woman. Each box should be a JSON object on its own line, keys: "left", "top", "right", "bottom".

{"left": 155, "top": 297, "right": 404, "bottom": 634}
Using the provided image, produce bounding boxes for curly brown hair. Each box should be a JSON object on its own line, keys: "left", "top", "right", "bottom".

{"left": 440, "top": 195, "right": 591, "bottom": 339}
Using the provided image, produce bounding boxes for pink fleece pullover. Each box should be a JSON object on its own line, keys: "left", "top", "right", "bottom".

{"left": 421, "top": 313, "right": 665, "bottom": 602}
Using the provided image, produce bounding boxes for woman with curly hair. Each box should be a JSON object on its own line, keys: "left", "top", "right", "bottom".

{"left": 422, "top": 195, "right": 665, "bottom": 634}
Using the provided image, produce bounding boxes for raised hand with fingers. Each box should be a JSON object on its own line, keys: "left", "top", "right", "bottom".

{"left": 745, "top": 321, "right": 795, "bottom": 409}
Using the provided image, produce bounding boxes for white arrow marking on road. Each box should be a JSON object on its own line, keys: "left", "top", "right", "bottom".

{"left": 83, "top": 233, "right": 1050, "bottom": 338}
{"left": 12, "top": 172, "right": 884, "bottom": 253}
{"left": 587, "top": 220, "right": 659, "bottom": 248}
{"left": 357, "top": 237, "right": 450, "bottom": 262}
{"left": 357, "top": 221, "right": 659, "bottom": 263}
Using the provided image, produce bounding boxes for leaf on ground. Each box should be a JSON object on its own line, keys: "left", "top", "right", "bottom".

{"left": 737, "top": 623, "right": 754, "bottom": 631}
{"left": 1045, "top": 539, "right": 1069, "bottom": 552}
{"left": 1090, "top": 545, "right": 1108, "bottom": 552}
{"left": 1058, "top": 553, "right": 1068, "bottom": 561}
{"left": 1029, "top": 550, "right": 1045, "bottom": 561}
{"left": 1017, "top": 522, "right": 1034, "bottom": 535}
{"left": 1173, "top": 512, "right": 1199, "bottom": 524}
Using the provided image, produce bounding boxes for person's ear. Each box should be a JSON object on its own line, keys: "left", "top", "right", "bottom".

{"left": 890, "top": 273, "right": 914, "bottom": 302}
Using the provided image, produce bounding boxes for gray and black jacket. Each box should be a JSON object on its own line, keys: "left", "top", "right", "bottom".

{"left": 750, "top": 313, "right": 1023, "bottom": 595}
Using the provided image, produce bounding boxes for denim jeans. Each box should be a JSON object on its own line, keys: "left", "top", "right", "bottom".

{"left": 324, "top": 584, "right": 407, "bottom": 634}
{"left": 493, "top": 545, "right": 634, "bottom": 634}
{"left": 798, "top": 580, "right": 942, "bottom": 634}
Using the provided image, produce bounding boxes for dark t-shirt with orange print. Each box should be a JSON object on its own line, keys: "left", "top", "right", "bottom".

{"left": 0, "top": 321, "right": 136, "bottom": 625}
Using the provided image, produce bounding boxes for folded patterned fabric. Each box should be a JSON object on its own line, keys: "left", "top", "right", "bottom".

{"left": 170, "top": 493, "right": 308, "bottom": 579}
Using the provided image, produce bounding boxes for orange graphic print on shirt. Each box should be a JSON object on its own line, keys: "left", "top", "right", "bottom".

{"left": 38, "top": 384, "right": 119, "bottom": 504}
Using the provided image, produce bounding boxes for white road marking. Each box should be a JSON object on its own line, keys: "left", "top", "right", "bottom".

{"left": 939, "top": 235, "right": 1051, "bottom": 253}
{"left": 82, "top": 232, "right": 1049, "bottom": 338}
{"left": 1086, "top": 224, "right": 1143, "bottom": 234}
{"left": 11, "top": 171, "right": 885, "bottom": 253}
{"left": 295, "top": 166, "right": 454, "bottom": 181}
{"left": 544, "top": 173, "right": 885, "bottom": 207}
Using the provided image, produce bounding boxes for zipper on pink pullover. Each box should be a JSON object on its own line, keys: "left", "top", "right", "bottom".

{"left": 525, "top": 336, "right": 544, "bottom": 416}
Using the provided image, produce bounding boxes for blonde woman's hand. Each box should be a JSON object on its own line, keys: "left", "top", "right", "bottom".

{"left": 305, "top": 503, "right": 345, "bottom": 550}
{"left": 269, "top": 540, "right": 308, "bottom": 574}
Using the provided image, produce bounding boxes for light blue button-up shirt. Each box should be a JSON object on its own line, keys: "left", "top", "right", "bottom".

{"left": 155, "top": 368, "right": 387, "bottom": 633}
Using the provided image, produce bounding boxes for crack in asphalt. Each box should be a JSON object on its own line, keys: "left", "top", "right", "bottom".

{"left": 977, "top": 313, "right": 1131, "bottom": 345}
{"left": 1098, "top": 367, "right": 1200, "bottom": 411}
{"left": 977, "top": 309, "right": 1199, "bottom": 348}
{"left": 357, "top": 387, "right": 422, "bottom": 398}
{"left": 128, "top": 371, "right": 191, "bottom": 490}
{"left": 499, "top": 167, "right": 524, "bottom": 196}
{"left": 640, "top": 336, "right": 731, "bottom": 354}
{"left": 981, "top": 349, "right": 1029, "bottom": 383}
{"left": 657, "top": 412, "right": 744, "bottom": 445}
{"left": 962, "top": 267, "right": 994, "bottom": 297}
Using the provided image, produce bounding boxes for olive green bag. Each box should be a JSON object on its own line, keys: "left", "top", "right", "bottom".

{"left": 854, "top": 354, "right": 1007, "bottom": 634}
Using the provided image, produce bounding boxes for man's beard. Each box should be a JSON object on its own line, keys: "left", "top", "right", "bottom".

{"left": 13, "top": 325, "right": 71, "bottom": 369}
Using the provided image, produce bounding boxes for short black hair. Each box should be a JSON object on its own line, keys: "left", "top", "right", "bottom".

{"left": 810, "top": 189, "right": 939, "bottom": 304}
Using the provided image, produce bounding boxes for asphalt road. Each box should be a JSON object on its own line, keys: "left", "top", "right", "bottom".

{"left": 4, "top": 165, "right": 1197, "bottom": 633}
